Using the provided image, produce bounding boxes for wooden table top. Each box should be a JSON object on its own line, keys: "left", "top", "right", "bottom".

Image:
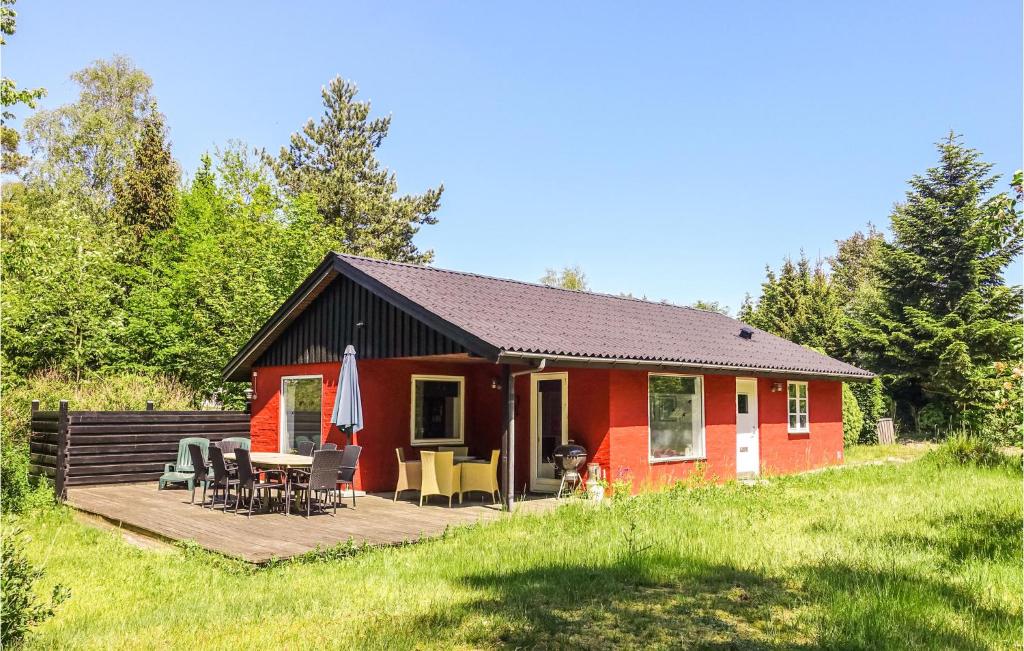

{"left": 224, "top": 452, "right": 313, "bottom": 467}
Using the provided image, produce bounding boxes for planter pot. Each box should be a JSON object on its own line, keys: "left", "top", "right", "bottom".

{"left": 587, "top": 481, "right": 605, "bottom": 502}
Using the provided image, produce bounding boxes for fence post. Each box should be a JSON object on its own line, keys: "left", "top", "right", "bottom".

{"left": 54, "top": 400, "right": 69, "bottom": 502}
{"left": 31, "top": 399, "right": 39, "bottom": 414}
{"left": 146, "top": 400, "right": 155, "bottom": 411}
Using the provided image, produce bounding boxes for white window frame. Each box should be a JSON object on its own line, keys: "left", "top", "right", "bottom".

{"left": 409, "top": 374, "right": 466, "bottom": 446}
{"left": 647, "top": 372, "right": 706, "bottom": 463}
{"left": 787, "top": 381, "right": 810, "bottom": 433}
{"left": 279, "top": 374, "right": 323, "bottom": 452}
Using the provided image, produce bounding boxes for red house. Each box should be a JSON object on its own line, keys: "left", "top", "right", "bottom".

{"left": 223, "top": 253, "right": 873, "bottom": 505}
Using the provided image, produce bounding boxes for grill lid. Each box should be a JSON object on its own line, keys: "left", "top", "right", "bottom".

{"left": 552, "top": 443, "right": 587, "bottom": 472}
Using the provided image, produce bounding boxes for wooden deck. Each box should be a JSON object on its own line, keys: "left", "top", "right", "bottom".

{"left": 69, "top": 482, "right": 557, "bottom": 563}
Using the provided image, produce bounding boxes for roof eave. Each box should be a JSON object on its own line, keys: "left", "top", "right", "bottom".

{"left": 495, "top": 351, "right": 875, "bottom": 381}
{"left": 221, "top": 253, "right": 339, "bottom": 382}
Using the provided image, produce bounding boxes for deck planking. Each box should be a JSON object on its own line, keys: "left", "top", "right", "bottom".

{"left": 68, "top": 482, "right": 556, "bottom": 563}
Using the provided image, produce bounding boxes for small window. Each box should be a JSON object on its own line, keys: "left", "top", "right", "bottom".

{"left": 737, "top": 394, "right": 749, "bottom": 414}
{"left": 410, "top": 375, "right": 465, "bottom": 444}
{"left": 788, "top": 381, "right": 809, "bottom": 433}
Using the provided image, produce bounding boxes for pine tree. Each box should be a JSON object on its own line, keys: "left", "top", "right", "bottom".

{"left": 113, "top": 107, "right": 179, "bottom": 249}
{"left": 265, "top": 77, "right": 443, "bottom": 263}
{"left": 852, "top": 135, "right": 1023, "bottom": 431}
{"left": 743, "top": 253, "right": 842, "bottom": 356}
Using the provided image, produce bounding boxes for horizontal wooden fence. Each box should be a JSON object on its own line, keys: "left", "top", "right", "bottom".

{"left": 30, "top": 400, "right": 250, "bottom": 499}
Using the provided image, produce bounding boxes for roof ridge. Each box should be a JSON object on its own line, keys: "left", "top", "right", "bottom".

{"left": 333, "top": 251, "right": 720, "bottom": 316}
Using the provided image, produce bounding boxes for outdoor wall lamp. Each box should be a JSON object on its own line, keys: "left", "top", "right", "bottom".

{"left": 771, "top": 381, "right": 784, "bottom": 393}
{"left": 491, "top": 378, "right": 503, "bottom": 390}
{"left": 247, "top": 370, "right": 258, "bottom": 401}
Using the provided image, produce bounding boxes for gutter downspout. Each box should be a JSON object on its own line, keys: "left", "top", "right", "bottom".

{"left": 502, "top": 358, "right": 547, "bottom": 512}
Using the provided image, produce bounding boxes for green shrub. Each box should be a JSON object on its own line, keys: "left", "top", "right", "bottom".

{"left": 0, "top": 525, "right": 69, "bottom": 647}
{"left": 983, "top": 362, "right": 1024, "bottom": 447}
{"left": 842, "top": 384, "right": 864, "bottom": 447}
{"left": 849, "top": 377, "right": 886, "bottom": 443}
{"left": 0, "top": 439, "right": 53, "bottom": 515}
{"left": 926, "top": 431, "right": 1018, "bottom": 472}
{"left": 917, "top": 403, "right": 955, "bottom": 439}
{"left": 1, "top": 370, "right": 196, "bottom": 513}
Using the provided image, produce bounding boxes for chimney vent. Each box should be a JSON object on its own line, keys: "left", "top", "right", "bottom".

{"left": 739, "top": 326, "right": 754, "bottom": 340}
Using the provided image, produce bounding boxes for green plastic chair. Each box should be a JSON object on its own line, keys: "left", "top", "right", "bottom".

{"left": 158, "top": 437, "right": 210, "bottom": 491}
{"left": 221, "top": 437, "right": 251, "bottom": 452}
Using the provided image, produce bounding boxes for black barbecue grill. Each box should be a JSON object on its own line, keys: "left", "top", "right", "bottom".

{"left": 552, "top": 443, "right": 587, "bottom": 498}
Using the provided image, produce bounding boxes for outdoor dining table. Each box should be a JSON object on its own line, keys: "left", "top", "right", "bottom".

{"left": 224, "top": 451, "right": 313, "bottom": 469}
{"left": 224, "top": 452, "right": 313, "bottom": 515}
{"left": 453, "top": 455, "right": 477, "bottom": 464}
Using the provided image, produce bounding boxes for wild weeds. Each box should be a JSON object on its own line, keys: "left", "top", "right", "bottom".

{"left": 926, "top": 430, "right": 1020, "bottom": 473}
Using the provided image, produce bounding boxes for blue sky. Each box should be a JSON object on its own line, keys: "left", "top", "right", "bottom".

{"left": 7, "top": 1, "right": 1021, "bottom": 310}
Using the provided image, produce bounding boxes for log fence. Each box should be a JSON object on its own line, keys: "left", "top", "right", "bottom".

{"left": 29, "top": 401, "right": 251, "bottom": 500}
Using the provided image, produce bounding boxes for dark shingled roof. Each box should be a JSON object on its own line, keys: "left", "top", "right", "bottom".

{"left": 223, "top": 252, "right": 873, "bottom": 380}
{"left": 341, "top": 254, "right": 871, "bottom": 378}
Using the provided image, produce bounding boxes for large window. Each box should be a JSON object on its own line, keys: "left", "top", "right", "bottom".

{"left": 281, "top": 376, "right": 322, "bottom": 452}
{"left": 788, "top": 381, "right": 809, "bottom": 433}
{"left": 410, "top": 375, "right": 465, "bottom": 444}
{"left": 649, "top": 374, "right": 704, "bottom": 460}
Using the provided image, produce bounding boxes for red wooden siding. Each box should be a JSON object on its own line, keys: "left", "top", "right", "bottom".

{"left": 250, "top": 362, "right": 845, "bottom": 493}
{"left": 757, "top": 378, "right": 843, "bottom": 474}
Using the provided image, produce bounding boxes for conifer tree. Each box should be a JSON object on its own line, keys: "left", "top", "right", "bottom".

{"left": 113, "top": 107, "right": 179, "bottom": 249}
{"left": 743, "top": 253, "right": 842, "bottom": 357}
{"left": 851, "top": 135, "right": 1022, "bottom": 430}
{"left": 266, "top": 77, "right": 443, "bottom": 263}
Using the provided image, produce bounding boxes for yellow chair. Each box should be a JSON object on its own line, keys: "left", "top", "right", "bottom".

{"left": 393, "top": 448, "right": 422, "bottom": 502}
{"left": 419, "top": 451, "right": 461, "bottom": 507}
{"left": 460, "top": 449, "right": 500, "bottom": 504}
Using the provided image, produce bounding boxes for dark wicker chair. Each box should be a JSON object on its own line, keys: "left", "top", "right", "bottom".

{"left": 337, "top": 445, "right": 362, "bottom": 508}
{"left": 322, "top": 442, "right": 338, "bottom": 451}
{"left": 207, "top": 445, "right": 239, "bottom": 511}
{"left": 186, "top": 443, "right": 210, "bottom": 505}
{"left": 287, "top": 449, "right": 345, "bottom": 517}
{"left": 233, "top": 448, "right": 286, "bottom": 518}
{"left": 296, "top": 440, "right": 317, "bottom": 457}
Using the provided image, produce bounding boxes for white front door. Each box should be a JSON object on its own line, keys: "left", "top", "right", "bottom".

{"left": 529, "top": 372, "right": 568, "bottom": 492}
{"left": 735, "top": 378, "right": 759, "bottom": 477}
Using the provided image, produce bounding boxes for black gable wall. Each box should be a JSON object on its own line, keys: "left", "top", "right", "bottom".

{"left": 255, "top": 274, "right": 467, "bottom": 367}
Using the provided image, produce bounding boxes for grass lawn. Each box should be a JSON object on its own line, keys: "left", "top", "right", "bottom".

{"left": 844, "top": 442, "right": 934, "bottom": 465}
{"left": 14, "top": 453, "right": 1022, "bottom": 649}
